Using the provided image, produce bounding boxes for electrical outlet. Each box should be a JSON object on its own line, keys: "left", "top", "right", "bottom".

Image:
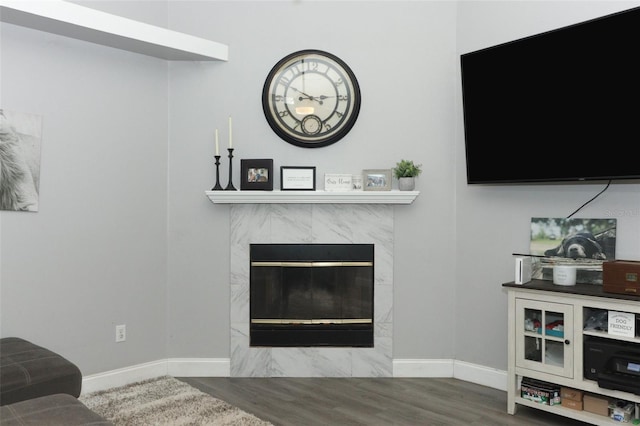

{"left": 115, "top": 324, "right": 126, "bottom": 343}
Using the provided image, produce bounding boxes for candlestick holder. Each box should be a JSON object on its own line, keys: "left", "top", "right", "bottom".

{"left": 211, "top": 155, "right": 223, "bottom": 190}
{"left": 225, "top": 148, "right": 237, "bottom": 191}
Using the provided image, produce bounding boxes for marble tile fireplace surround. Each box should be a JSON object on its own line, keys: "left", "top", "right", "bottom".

{"left": 228, "top": 202, "right": 395, "bottom": 377}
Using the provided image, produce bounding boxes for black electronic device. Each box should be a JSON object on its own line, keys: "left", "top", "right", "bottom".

{"left": 460, "top": 6, "right": 640, "bottom": 184}
{"left": 584, "top": 336, "right": 640, "bottom": 395}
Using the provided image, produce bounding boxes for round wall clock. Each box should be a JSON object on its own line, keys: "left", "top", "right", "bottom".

{"left": 262, "top": 50, "right": 361, "bottom": 148}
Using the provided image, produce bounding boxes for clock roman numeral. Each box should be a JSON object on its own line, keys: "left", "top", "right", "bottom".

{"left": 301, "top": 60, "right": 319, "bottom": 72}
{"left": 288, "top": 64, "right": 302, "bottom": 77}
{"left": 278, "top": 75, "right": 290, "bottom": 86}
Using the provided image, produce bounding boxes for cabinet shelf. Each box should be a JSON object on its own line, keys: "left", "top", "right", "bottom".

{"left": 515, "top": 397, "right": 621, "bottom": 426}
{"left": 523, "top": 331, "right": 565, "bottom": 341}
{"left": 583, "top": 330, "right": 640, "bottom": 344}
{"left": 0, "top": 0, "right": 228, "bottom": 61}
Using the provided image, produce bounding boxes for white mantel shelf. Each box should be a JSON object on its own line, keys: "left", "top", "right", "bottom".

{"left": 205, "top": 190, "right": 420, "bottom": 204}
{"left": 0, "top": 0, "right": 228, "bottom": 61}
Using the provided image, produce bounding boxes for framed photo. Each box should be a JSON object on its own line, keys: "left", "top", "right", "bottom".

{"left": 280, "top": 166, "right": 316, "bottom": 191}
{"left": 240, "top": 159, "right": 274, "bottom": 191}
{"left": 528, "top": 217, "right": 616, "bottom": 285}
{"left": 363, "top": 169, "right": 392, "bottom": 191}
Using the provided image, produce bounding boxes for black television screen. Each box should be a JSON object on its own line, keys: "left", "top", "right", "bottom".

{"left": 461, "top": 7, "right": 640, "bottom": 184}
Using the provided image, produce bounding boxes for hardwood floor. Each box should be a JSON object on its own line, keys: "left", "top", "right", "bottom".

{"left": 178, "top": 377, "right": 585, "bottom": 426}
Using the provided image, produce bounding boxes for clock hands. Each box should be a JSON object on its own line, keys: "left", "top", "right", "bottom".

{"left": 315, "top": 95, "right": 334, "bottom": 102}
{"left": 290, "top": 87, "right": 312, "bottom": 98}
{"left": 290, "top": 87, "right": 335, "bottom": 105}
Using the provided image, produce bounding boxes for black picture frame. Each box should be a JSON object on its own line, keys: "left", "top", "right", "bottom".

{"left": 240, "top": 159, "right": 274, "bottom": 191}
{"left": 280, "top": 166, "right": 316, "bottom": 191}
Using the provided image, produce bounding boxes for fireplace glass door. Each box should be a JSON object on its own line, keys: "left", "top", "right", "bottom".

{"left": 250, "top": 244, "right": 374, "bottom": 347}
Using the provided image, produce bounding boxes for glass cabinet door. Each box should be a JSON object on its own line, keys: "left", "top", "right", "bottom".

{"left": 515, "top": 299, "right": 573, "bottom": 378}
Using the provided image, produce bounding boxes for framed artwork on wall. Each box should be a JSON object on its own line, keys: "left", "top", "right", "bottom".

{"left": 240, "top": 159, "right": 274, "bottom": 191}
{"left": 0, "top": 109, "right": 42, "bottom": 212}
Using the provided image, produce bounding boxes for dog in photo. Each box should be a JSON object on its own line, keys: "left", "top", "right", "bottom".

{"left": 544, "top": 232, "right": 607, "bottom": 260}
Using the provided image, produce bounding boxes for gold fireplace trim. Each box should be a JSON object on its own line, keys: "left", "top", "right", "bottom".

{"left": 251, "top": 261, "right": 373, "bottom": 267}
{"left": 251, "top": 318, "right": 372, "bottom": 324}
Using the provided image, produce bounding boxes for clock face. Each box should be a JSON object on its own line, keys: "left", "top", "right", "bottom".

{"left": 262, "top": 50, "right": 361, "bottom": 148}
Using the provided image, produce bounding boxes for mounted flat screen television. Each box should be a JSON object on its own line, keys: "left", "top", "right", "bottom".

{"left": 460, "top": 7, "right": 640, "bottom": 184}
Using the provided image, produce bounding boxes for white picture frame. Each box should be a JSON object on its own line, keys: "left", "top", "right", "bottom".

{"left": 363, "top": 169, "right": 392, "bottom": 191}
{"left": 324, "top": 174, "right": 352, "bottom": 191}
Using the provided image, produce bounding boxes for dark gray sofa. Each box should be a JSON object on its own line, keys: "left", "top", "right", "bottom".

{"left": 0, "top": 337, "right": 111, "bottom": 425}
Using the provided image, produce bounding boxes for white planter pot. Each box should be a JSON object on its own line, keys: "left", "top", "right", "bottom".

{"left": 398, "top": 177, "right": 415, "bottom": 191}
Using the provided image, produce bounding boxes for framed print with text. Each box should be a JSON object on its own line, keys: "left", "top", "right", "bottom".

{"left": 280, "top": 166, "right": 316, "bottom": 190}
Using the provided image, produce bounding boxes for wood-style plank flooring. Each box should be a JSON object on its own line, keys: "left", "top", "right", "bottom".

{"left": 178, "top": 377, "right": 585, "bottom": 426}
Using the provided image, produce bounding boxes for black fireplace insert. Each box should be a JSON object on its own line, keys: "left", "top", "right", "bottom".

{"left": 250, "top": 243, "right": 374, "bottom": 347}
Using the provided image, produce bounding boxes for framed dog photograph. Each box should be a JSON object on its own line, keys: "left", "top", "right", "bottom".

{"left": 280, "top": 166, "right": 316, "bottom": 191}
{"left": 363, "top": 169, "right": 391, "bottom": 191}
{"left": 529, "top": 217, "right": 617, "bottom": 284}
{"left": 240, "top": 159, "right": 274, "bottom": 191}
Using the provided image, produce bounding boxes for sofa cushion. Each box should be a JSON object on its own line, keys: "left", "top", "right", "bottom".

{"left": 0, "top": 393, "right": 112, "bottom": 425}
{"left": 0, "top": 337, "right": 82, "bottom": 405}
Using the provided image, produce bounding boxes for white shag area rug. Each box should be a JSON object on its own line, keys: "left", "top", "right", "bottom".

{"left": 80, "top": 376, "right": 273, "bottom": 426}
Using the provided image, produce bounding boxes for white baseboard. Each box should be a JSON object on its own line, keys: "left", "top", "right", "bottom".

{"left": 167, "top": 358, "right": 230, "bottom": 377}
{"left": 393, "top": 358, "right": 507, "bottom": 391}
{"left": 81, "top": 358, "right": 230, "bottom": 395}
{"left": 81, "top": 359, "right": 169, "bottom": 395}
{"left": 82, "top": 357, "right": 506, "bottom": 395}
{"left": 453, "top": 360, "right": 507, "bottom": 391}
{"left": 393, "top": 358, "right": 454, "bottom": 377}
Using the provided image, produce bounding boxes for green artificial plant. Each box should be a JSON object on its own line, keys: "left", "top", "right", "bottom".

{"left": 393, "top": 159, "right": 423, "bottom": 179}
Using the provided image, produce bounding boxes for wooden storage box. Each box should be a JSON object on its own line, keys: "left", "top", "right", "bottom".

{"left": 561, "top": 398, "right": 583, "bottom": 410}
{"left": 583, "top": 394, "right": 609, "bottom": 416}
{"left": 603, "top": 261, "right": 640, "bottom": 296}
{"left": 560, "top": 387, "right": 583, "bottom": 402}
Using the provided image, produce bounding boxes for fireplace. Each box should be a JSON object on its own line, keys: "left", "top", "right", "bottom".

{"left": 229, "top": 203, "right": 393, "bottom": 377}
{"left": 250, "top": 243, "right": 374, "bottom": 347}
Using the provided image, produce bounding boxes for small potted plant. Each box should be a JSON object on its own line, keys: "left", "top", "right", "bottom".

{"left": 393, "top": 159, "right": 422, "bottom": 191}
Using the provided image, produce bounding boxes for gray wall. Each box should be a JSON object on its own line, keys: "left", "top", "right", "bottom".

{"left": 454, "top": 0, "right": 640, "bottom": 370}
{"left": 1, "top": 0, "right": 639, "bottom": 377}
{"left": 0, "top": 1, "right": 170, "bottom": 374}
{"left": 164, "top": 0, "right": 458, "bottom": 360}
